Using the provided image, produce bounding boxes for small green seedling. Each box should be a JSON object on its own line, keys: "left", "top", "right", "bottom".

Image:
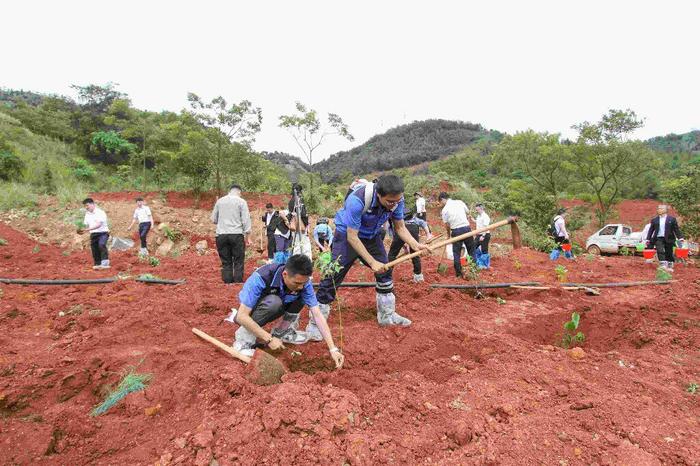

{"left": 687, "top": 383, "right": 698, "bottom": 394}
{"left": 161, "top": 226, "right": 182, "bottom": 242}
{"left": 138, "top": 273, "right": 161, "bottom": 280}
{"left": 31, "top": 245, "right": 41, "bottom": 254}
{"left": 0, "top": 237, "right": 7, "bottom": 246}
{"left": 619, "top": 247, "right": 632, "bottom": 256}
{"left": 148, "top": 256, "right": 160, "bottom": 267}
{"left": 465, "top": 256, "right": 480, "bottom": 281}
{"left": 656, "top": 267, "right": 672, "bottom": 281}
{"left": 496, "top": 297, "right": 506, "bottom": 305}
{"left": 561, "top": 312, "right": 585, "bottom": 348}
{"left": 555, "top": 264, "right": 568, "bottom": 282}
{"left": 584, "top": 253, "right": 596, "bottom": 262}
{"left": 90, "top": 367, "right": 152, "bottom": 416}
{"left": 513, "top": 259, "right": 522, "bottom": 271}
{"left": 314, "top": 252, "right": 343, "bottom": 279}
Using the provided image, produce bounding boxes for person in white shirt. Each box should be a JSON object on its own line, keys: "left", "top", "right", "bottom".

{"left": 127, "top": 197, "right": 153, "bottom": 256}
{"left": 439, "top": 192, "right": 476, "bottom": 277}
{"left": 81, "top": 198, "right": 110, "bottom": 269}
{"left": 474, "top": 203, "right": 491, "bottom": 254}
{"left": 414, "top": 192, "right": 431, "bottom": 234}
{"left": 552, "top": 208, "right": 569, "bottom": 244}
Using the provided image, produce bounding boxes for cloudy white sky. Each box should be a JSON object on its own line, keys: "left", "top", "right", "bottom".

{"left": 2, "top": 0, "right": 698, "bottom": 161}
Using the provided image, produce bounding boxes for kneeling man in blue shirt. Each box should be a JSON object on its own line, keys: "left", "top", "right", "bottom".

{"left": 231, "top": 254, "right": 344, "bottom": 369}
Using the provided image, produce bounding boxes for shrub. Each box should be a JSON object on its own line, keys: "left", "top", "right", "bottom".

{"left": 72, "top": 158, "right": 96, "bottom": 181}
{"left": 0, "top": 182, "right": 38, "bottom": 211}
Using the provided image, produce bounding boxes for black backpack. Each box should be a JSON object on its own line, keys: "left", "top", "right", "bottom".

{"left": 548, "top": 215, "right": 561, "bottom": 237}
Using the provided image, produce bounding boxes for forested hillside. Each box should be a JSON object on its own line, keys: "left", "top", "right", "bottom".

{"left": 646, "top": 130, "right": 700, "bottom": 154}
{"left": 314, "top": 119, "right": 503, "bottom": 182}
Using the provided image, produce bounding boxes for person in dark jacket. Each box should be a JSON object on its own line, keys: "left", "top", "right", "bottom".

{"left": 646, "top": 204, "right": 684, "bottom": 270}
{"left": 261, "top": 203, "right": 279, "bottom": 261}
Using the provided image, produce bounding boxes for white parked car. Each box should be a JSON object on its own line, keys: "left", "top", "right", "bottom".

{"left": 585, "top": 224, "right": 643, "bottom": 255}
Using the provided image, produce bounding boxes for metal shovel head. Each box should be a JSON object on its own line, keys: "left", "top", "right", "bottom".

{"left": 110, "top": 236, "right": 135, "bottom": 251}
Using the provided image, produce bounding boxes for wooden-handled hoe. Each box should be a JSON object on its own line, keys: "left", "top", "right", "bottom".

{"left": 384, "top": 216, "right": 521, "bottom": 270}
{"left": 192, "top": 328, "right": 287, "bottom": 385}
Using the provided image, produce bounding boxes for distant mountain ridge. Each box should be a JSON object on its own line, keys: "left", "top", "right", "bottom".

{"left": 646, "top": 130, "right": 700, "bottom": 154}
{"left": 259, "top": 151, "right": 310, "bottom": 181}
{"left": 313, "top": 119, "right": 503, "bottom": 182}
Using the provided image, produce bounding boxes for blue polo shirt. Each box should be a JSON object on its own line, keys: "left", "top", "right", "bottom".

{"left": 335, "top": 185, "right": 405, "bottom": 239}
{"left": 238, "top": 265, "right": 318, "bottom": 309}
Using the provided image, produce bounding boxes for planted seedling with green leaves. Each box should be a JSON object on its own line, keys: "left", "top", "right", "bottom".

{"left": 0, "top": 237, "right": 7, "bottom": 246}
{"left": 555, "top": 264, "right": 568, "bottom": 282}
{"left": 313, "top": 252, "right": 345, "bottom": 349}
{"left": 656, "top": 267, "right": 672, "bottom": 281}
{"left": 561, "top": 312, "right": 585, "bottom": 348}
{"left": 31, "top": 245, "right": 40, "bottom": 254}
{"left": 148, "top": 256, "right": 160, "bottom": 267}
{"left": 687, "top": 382, "right": 698, "bottom": 394}
{"left": 161, "top": 226, "right": 182, "bottom": 242}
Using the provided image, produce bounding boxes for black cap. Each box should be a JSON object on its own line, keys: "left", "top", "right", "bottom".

{"left": 230, "top": 183, "right": 242, "bottom": 191}
{"left": 557, "top": 207, "right": 567, "bottom": 215}
{"left": 438, "top": 192, "right": 449, "bottom": 200}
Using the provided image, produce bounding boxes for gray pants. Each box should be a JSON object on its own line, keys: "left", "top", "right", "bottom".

{"left": 235, "top": 294, "right": 304, "bottom": 346}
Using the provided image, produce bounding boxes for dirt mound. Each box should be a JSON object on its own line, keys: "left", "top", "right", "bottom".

{"left": 1, "top": 201, "right": 699, "bottom": 464}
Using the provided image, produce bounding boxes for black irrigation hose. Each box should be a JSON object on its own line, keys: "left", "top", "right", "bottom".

{"left": 135, "top": 278, "right": 186, "bottom": 285}
{"left": 561, "top": 280, "right": 674, "bottom": 288}
{"left": 431, "top": 281, "right": 541, "bottom": 290}
{"left": 0, "top": 277, "right": 118, "bottom": 285}
{"left": 312, "top": 282, "right": 377, "bottom": 288}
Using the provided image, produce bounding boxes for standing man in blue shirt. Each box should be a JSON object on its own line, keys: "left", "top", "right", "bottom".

{"left": 308, "top": 175, "right": 431, "bottom": 338}
{"left": 229, "top": 254, "right": 344, "bottom": 368}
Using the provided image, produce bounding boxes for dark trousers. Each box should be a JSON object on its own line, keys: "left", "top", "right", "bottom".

{"left": 654, "top": 238, "right": 675, "bottom": 263}
{"left": 245, "top": 294, "right": 305, "bottom": 327}
{"left": 388, "top": 223, "right": 421, "bottom": 274}
{"left": 554, "top": 236, "right": 569, "bottom": 247}
{"left": 477, "top": 233, "right": 491, "bottom": 254}
{"left": 274, "top": 234, "right": 289, "bottom": 252}
{"left": 266, "top": 233, "right": 276, "bottom": 259}
{"left": 451, "top": 226, "right": 475, "bottom": 277}
{"left": 90, "top": 232, "right": 109, "bottom": 265}
{"left": 215, "top": 234, "right": 245, "bottom": 283}
{"left": 138, "top": 222, "right": 151, "bottom": 248}
{"left": 317, "top": 235, "right": 330, "bottom": 251}
{"left": 317, "top": 231, "right": 393, "bottom": 304}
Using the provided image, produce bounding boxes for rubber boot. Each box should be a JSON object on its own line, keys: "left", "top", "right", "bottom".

{"left": 232, "top": 325, "right": 256, "bottom": 358}
{"left": 376, "top": 293, "right": 411, "bottom": 327}
{"left": 413, "top": 273, "right": 424, "bottom": 283}
{"left": 306, "top": 304, "right": 331, "bottom": 341}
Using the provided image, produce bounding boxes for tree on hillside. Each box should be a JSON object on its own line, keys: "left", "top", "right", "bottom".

{"left": 569, "top": 109, "right": 658, "bottom": 226}
{"left": 187, "top": 93, "right": 262, "bottom": 194}
{"left": 663, "top": 165, "right": 700, "bottom": 240}
{"left": 0, "top": 135, "right": 25, "bottom": 181}
{"left": 492, "top": 131, "right": 572, "bottom": 196}
{"left": 71, "top": 83, "right": 128, "bottom": 161}
{"left": 278, "top": 102, "right": 354, "bottom": 192}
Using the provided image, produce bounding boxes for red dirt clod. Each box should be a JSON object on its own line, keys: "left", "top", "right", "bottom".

{"left": 244, "top": 351, "right": 287, "bottom": 386}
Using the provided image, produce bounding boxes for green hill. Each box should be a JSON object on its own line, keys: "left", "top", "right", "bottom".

{"left": 314, "top": 119, "right": 503, "bottom": 182}
{"left": 646, "top": 130, "right": 700, "bottom": 154}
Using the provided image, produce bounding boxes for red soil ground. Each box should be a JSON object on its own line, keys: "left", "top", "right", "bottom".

{"left": 1, "top": 199, "right": 699, "bottom": 465}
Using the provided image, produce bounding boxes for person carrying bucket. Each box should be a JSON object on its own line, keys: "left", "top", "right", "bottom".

{"left": 646, "top": 204, "right": 684, "bottom": 271}
{"left": 549, "top": 208, "right": 573, "bottom": 259}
